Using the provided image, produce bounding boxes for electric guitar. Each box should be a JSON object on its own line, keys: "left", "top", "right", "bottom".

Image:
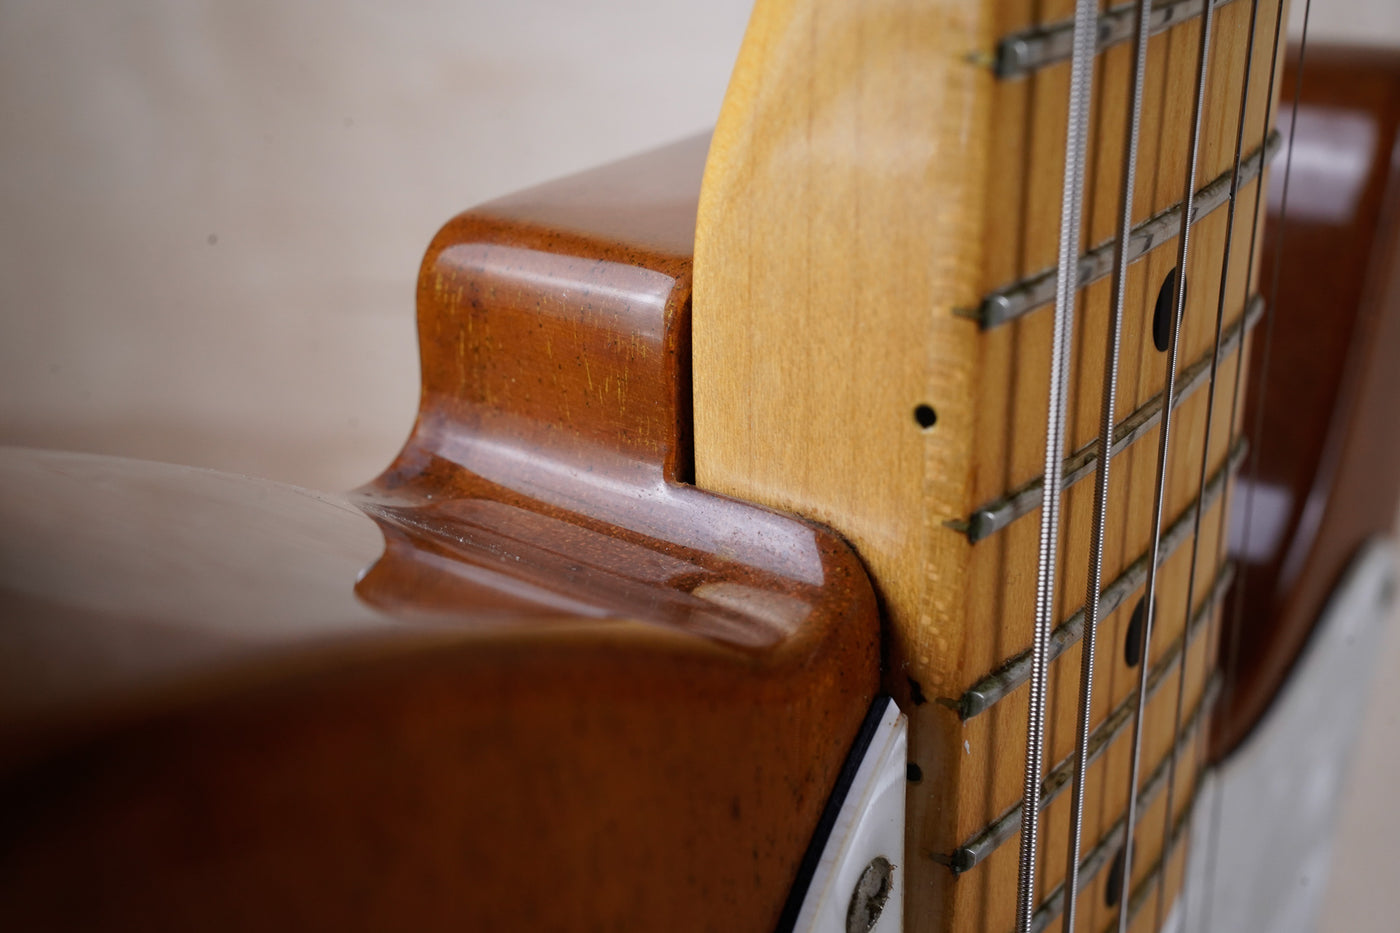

{"left": 1, "top": 3, "right": 1397, "bottom": 932}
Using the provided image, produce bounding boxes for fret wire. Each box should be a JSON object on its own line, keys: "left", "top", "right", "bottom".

{"left": 1089, "top": 768, "right": 1206, "bottom": 933}
{"left": 956, "top": 438, "right": 1245, "bottom": 720}
{"left": 1016, "top": 1, "right": 1098, "bottom": 928}
{"left": 1061, "top": 0, "right": 1154, "bottom": 926}
{"left": 955, "top": 293, "right": 1263, "bottom": 543}
{"left": 1023, "top": 682, "right": 1217, "bottom": 933}
{"left": 1116, "top": 1, "right": 1217, "bottom": 928}
{"left": 972, "top": 132, "right": 1279, "bottom": 330}
{"left": 991, "top": 0, "right": 1241, "bottom": 80}
{"left": 945, "top": 566, "right": 1230, "bottom": 874}
{"left": 1155, "top": 0, "right": 1270, "bottom": 927}
{"left": 1201, "top": 0, "right": 1311, "bottom": 928}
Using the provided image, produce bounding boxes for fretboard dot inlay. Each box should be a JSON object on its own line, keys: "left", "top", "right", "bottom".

{"left": 1125, "top": 597, "right": 1149, "bottom": 668}
{"left": 1105, "top": 845, "right": 1129, "bottom": 908}
{"left": 1153, "top": 267, "right": 1185, "bottom": 353}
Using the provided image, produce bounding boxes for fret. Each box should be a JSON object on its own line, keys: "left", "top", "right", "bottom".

{"left": 952, "top": 2, "right": 1274, "bottom": 914}
{"left": 1025, "top": 685, "right": 1212, "bottom": 933}
{"left": 1029, "top": 750, "right": 1207, "bottom": 933}
{"left": 971, "top": 132, "right": 1279, "bottom": 329}
{"left": 1092, "top": 791, "right": 1200, "bottom": 933}
{"left": 693, "top": 0, "right": 1283, "bottom": 928}
{"left": 946, "top": 577, "right": 1227, "bottom": 873}
{"left": 974, "top": 0, "right": 1281, "bottom": 513}
{"left": 956, "top": 294, "right": 1261, "bottom": 542}
{"left": 990, "top": 0, "right": 1241, "bottom": 80}
{"left": 982, "top": 0, "right": 1280, "bottom": 303}
{"left": 956, "top": 437, "right": 1242, "bottom": 719}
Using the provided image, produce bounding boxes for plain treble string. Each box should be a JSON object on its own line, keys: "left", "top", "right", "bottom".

{"left": 1116, "top": 0, "right": 1217, "bottom": 930}
{"left": 1060, "top": 0, "right": 1154, "bottom": 929}
{"left": 1199, "top": 0, "right": 1313, "bottom": 928}
{"left": 1155, "top": 0, "right": 1270, "bottom": 929}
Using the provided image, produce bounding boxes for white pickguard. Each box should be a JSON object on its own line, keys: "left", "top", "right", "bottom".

{"left": 1174, "top": 538, "right": 1397, "bottom": 933}
{"left": 789, "top": 697, "right": 907, "bottom": 933}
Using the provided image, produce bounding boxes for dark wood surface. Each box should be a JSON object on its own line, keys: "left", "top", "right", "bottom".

{"left": 0, "top": 137, "right": 882, "bottom": 931}
{"left": 1213, "top": 46, "right": 1400, "bottom": 757}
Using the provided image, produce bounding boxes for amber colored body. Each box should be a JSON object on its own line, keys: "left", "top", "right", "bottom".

{"left": 0, "top": 138, "right": 879, "bottom": 930}
{"left": 2, "top": 40, "right": 1398, "bottom": 933}
{"left": 1215, "top": 46, "right": 1400, "bottom": 757}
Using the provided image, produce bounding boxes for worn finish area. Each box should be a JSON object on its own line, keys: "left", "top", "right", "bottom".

{"left": 0, "top": 137, "right": 881, "bottom": 931}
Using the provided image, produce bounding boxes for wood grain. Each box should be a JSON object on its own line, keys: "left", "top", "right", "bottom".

{"left": 693, "top": 1, "right": 1283, "bottom": 929}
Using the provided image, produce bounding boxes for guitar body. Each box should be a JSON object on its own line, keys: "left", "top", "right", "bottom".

{"left": 0, "top": 141, "right": 882, "bottom": 930}
{"left": 1214, "top": 44, "right": 1400, "bottom": 758}
{"left": 0, "top": 5, "right": 1396, "bottom": 931}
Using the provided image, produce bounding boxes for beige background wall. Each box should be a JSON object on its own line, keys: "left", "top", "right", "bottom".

{"left": 2, "top": 1, "right": 1398, "bottom": 928}
{"left": 3, "top": 1, "right": 1397, "bottom": 489}
{"left": 0, "top": 0, "right": 753, "bottom": 491}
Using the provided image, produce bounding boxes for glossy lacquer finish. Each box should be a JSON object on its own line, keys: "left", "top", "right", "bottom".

{"left": 1215, "top": 47, "right": 1400, "bottom": 757}
{"left": 0, "top": 137, "right": 881, "bottom": 930}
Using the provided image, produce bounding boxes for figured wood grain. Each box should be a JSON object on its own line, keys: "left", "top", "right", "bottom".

{"left": 693, "top": 1, "right": 1283, "bottom": 929}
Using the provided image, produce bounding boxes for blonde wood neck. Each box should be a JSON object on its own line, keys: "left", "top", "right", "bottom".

{"left": 692, "top": 0, "right": 1285, "bottom": 929}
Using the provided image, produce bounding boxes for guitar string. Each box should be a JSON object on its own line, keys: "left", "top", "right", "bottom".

{"left": 1060, "top": 1, "right": 1154, "bottom": 929}
{"left": 1151, "top": 0, "right": 1269, "bottom": 928}
{"left": 1015, "top": 0, "right": 1099, "bottom": 929}
{"left": 1199, "top": 0, "right": 1311, "bottom": 928}
{"left": 1115, "top": 0, "right": 1217, "bottom": 928}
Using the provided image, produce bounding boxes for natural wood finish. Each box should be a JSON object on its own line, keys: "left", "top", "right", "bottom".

{"left": 1214, "top": 45, "right": 1400, "bottom": 757}
{"left": 5, "top": 15, "right": 1396, "bottom": 933}
{"left": 0, "top": 139, "right": 881, "bottom": 931}
{"left": 693, "top": 1, "right": 1283, "bottom": 929}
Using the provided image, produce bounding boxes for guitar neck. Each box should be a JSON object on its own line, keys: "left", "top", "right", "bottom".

{"left": 692, "top": 0, "right": 1284, "bottom": 929}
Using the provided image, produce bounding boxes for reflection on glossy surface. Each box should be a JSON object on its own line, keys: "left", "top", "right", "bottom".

{"left": 1220, "top": 47, "right": 1400, "bottom": 756}
{"left": 1268, "top": 106, "right": 1376, "bottom": 224}
{"left": 0, "top": 447, "right": 388, "bottom": 743}
{"left": 353, "top": 492, "right": 820, "bottom": 648}
{"left": 1227, "top": 477, "right": 1293, "bottom": 563}
{"left": 418, "top": 419, "right": 828, "bottom": 584}
{"left": 0, "top": 136, "right": 881, "bottom": 931}
{"left": 437, "top": 242, "right": 673, "bottom": 340}
{"left": 0, "top": 136, "right": 867, "bottom": 750}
